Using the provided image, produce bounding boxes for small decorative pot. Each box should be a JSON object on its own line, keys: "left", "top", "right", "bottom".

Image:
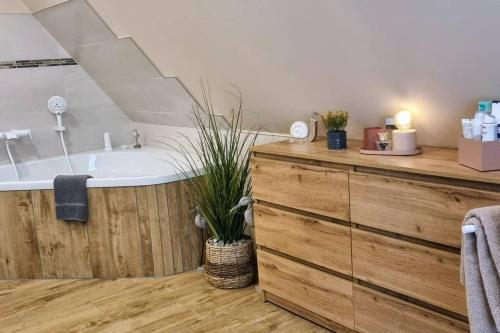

{"left": 327, "top": 130, "right": 347, "bottom": 150}
{"left": 204, "top": 238, "right": 256, "bottom": 289}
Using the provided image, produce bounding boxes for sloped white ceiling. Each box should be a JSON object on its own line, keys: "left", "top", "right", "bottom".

{"left": 0, "top": 0, "right": 29, "bottom": 13}
{"left": 25, "top": 0, "right": 500, "bottom": 146}
{"left": 21, "top": 0, "right": 65, "bottom": 12}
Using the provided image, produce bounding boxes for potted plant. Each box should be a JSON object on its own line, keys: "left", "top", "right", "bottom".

{"left": 322, "top": 110, "right": 349, "bottom": 150}
{"left": 170, "top": 85, "right": 259, "bottom": 289}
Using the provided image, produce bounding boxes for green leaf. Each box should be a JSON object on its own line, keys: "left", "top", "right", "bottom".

{"left": 163, "top": 82, "right": 260, "bottom": 244}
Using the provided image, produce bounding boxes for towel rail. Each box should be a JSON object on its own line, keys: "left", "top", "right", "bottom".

{"left": 462, "top": 225, "right": 476, "bottom": 234}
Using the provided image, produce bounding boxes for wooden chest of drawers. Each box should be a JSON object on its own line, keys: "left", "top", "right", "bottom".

{"left": 258, "top": 249, "right": 355, "bottom": 330}
{"left": 350, "top": 170, "right": 500, "bottom": 247}
{"left": 251, "top": 140, "right": 500, "bottom": 333}
{"left": 254, "top": 204, "right": 352, "bottom": 275}
{"left": 352, "top": 228, "right": 466, "bottom": 315}
{"left": 252, "top": 157, "right": 350, "bottom": 220}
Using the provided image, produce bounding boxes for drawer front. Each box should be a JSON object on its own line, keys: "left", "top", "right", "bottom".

{"left": 251, "top": 157, "right": 350, "bottom": 220}
{"left": 353, "top": 285, "right": 469, "bottom": 333}
{"left": 257, "top": 249, "right": 354, "bottom": 329}
{"left": 254, "top": 204, "right": 352, "bottom": 275}
{"left": 352, "top": 229, "right": 467, "bottom": 316}
{"left": 350, "top": 172, "right": 500, "bottom": 247}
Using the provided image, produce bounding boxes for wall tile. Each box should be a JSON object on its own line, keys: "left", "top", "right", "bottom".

{"left": 131, "top": 122, "right": 284, "bottom": 153}
{"left": 33, "top": 0, "right": 115, "bottom": 49}
{"left": 0, "top": 13, "right": 133, "bottom": 165}
{"left": 0, "top": 61, "right": 131, "bottom": 164}
{"left": 33, "top": 0, "right": 202, "bottom": 130}
{"left": 128, "top": 111, "right": 193, "bottom": 128}
{"left": 102, "top": 78, "right": 195, "bottom": 114}
{"left": 0, "top": 14, "right": 68, "bottom": 60}
{"left": 68, "top": 38, "right": 162, "bottom": 81}
{"left": 21, "top": 0, "right": 68, "bottom": 13}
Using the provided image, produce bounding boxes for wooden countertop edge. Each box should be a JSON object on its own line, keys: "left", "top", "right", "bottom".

{"left": 251, "top": 140, "right": 500, "bottom": 186}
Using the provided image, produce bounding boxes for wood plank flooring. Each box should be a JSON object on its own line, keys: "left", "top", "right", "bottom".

{"left": 0, "top": 271, "right": 328, "bottom": 333}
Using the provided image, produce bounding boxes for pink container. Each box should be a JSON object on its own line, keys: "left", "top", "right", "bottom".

{"left": 458, "top": 137, "right": 500, "bottom": 171}
{"left": 363, "top": 127, "right": 382, "bottom": 150}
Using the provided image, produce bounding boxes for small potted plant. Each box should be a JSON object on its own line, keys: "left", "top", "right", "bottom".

{"left": 322, "top": 110, "right": 349, "bottom": 150}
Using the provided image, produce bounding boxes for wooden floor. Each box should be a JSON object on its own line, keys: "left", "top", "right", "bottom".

{"left": 0, "top": 271, "right": 328, "bottom": 333}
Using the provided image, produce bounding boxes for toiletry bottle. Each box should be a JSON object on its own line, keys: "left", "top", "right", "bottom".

{"left": 482, "top": 113, "right": 497, "bottom": 142}
{"left": 491, "top": 101, "right": 500, "bottom": 139}
{"left": 385, "top": 117, "right": 397, "bottom": 131}
{"left": 462, "top": 119, "right": 473, "bottom": 139}
{"left": 473, "top": 101, "right": 492, "bottom": 140}
{"left": 472, "top": 113, "right": 482, "bottom": 140}
{"left": 385, "top": 117, "right": 397, "bottom": 138}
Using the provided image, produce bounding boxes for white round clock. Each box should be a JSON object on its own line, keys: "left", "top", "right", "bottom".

{"left": 290, "top": 121, "right": 309, "bottom": 139}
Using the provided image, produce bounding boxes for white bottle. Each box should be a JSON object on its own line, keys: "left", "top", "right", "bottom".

{"left": 472, "top": 110, "right": 485, "bottom": 140}
{"left": 491, "top": 101, "right": 500, "bottom": 139}
{"left": 462, "top": 119, "right": 473, "bottom": 139}
{"left": 481, "top": 113, "right": 497, "bottom": 142}
{"left": 104, "top": 132, "right": 113, "bottom": 151}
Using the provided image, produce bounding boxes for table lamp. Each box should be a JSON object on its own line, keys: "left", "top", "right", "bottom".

{"left": 392, "top": 110, "right": 417, "bottom": 151}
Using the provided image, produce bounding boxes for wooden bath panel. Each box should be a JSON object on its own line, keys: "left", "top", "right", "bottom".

{"left": 0, "top": 181, "right": 203, "bottom": 279}
{"left": 32, "top": 190, "right": 92, "bottom": 279}
{"left": 0, "top": 191, "right": 42, "bottom": 279}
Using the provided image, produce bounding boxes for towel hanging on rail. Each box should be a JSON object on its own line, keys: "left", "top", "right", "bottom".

{"left": 54, "top": 175, "right": 93, "bottom": 222}
{"left": 460, "top": 206, "right": 500, "bottom": 333}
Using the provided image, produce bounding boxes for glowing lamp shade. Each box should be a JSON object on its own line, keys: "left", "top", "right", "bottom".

{"left": 394, "top": 110, "right": 412, "bottom": 130}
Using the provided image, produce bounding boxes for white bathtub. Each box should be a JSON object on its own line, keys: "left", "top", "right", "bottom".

{"left": 0, "top": 146, "right": 193, "bottom": 191}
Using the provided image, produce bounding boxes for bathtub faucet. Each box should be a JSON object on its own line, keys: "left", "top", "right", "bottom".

{"left": 132, "top": 129, "right": 141, "bottom": 148}
{"left": 0, "top": 129, "right": 32, "bottom": 141}
{"left": 0, "top": 129, "right": 31, "bottom": 181}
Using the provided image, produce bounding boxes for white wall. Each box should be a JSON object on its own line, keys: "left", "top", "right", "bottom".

{"left": 0, "top": 0, "right": 29, "bottom": 13}
{"left": 23, "top": 0, "right": 500, "bottom": 147}
{"left": 0, "top": 14, "right": 132, "bottom": 164}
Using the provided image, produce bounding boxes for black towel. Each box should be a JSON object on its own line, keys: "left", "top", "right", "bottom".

{"left": 54, "top": 175, "right": 93, "bottom": 222}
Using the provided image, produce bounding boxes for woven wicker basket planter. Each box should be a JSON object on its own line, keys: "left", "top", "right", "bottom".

{"left": 204, "top": 238, "right": 256, "bottom": 289}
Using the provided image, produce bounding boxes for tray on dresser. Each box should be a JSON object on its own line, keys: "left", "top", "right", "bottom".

{"left": 359, "top": 147, "right": 422, "bottom": 156}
